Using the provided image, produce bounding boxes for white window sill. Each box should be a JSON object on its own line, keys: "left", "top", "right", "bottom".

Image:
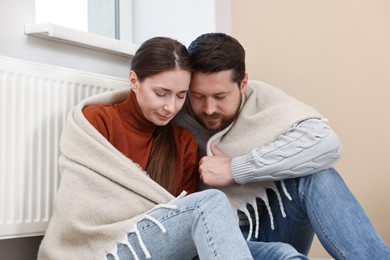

{"left": 24, "top": 23, "right": 139, "bottom": 58}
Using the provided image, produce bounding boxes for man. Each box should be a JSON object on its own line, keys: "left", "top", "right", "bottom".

{"left": 174, "top": 33, "right": 390, "bottom": 259}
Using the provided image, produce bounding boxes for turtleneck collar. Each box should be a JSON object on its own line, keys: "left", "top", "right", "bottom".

{"left": 118, "top": 91, "right": 157, "bottom": 133}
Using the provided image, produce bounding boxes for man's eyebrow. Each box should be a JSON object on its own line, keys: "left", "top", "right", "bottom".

{"left": 191, "top": 90, "right": 230, "bottom": 95}
{"left": 190, "top": 90, "right": 201, "bottom": 94}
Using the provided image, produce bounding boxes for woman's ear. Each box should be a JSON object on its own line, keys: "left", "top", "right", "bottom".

{"left": 129, "top": 71, "right": 138, "bottom": 92}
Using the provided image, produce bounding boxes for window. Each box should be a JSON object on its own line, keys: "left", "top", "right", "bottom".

{"left": 35, "top": 0, "right": 132, "bottom": 41}
{"left": 30, "top": 0, "right": 230, "bottom": 57}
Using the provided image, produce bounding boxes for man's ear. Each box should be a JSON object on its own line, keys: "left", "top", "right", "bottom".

{"left": 129, "top": 71, "right": 138, "bottom": 92}
{"left": 240, "top": 73, "right": 248, "bottom": 94}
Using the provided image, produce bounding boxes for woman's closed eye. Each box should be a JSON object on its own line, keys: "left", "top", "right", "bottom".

{"left": 177, "top": 92, "right": 187, "bottom": 99}
{"left": 155, "top": 90, "right": 168, "bottom": 97}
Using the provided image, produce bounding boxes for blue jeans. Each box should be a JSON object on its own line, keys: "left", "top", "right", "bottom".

{"left": 107, "top": 189, "right": 253, "bottom": 260}
{"left": 243, "top": 168, "right": 390, "bottom": 260}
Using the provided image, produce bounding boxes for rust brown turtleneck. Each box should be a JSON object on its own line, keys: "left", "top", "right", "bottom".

{"left": 83, "top": 91, "right": 199, "bottom": 196}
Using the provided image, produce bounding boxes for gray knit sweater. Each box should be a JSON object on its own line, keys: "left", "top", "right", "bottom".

{"left": 174, "top": 80, "right": 342, "bottom": 238}
{"left": 174, "top": 81, "right": 341, "bottom": 184}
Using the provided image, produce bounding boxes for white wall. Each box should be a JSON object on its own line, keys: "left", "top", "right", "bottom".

{"left": 132, "top": 0, "right": 231, "bottom": 47}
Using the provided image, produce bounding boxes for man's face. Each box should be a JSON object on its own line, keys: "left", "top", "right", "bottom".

{"left": 189, "top": 70, "right": 247, "bottom": 133}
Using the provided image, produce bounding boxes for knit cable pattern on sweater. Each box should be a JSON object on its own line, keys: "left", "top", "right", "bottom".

{"left": 206, "top": 81, "right": 325, "bottom": 240}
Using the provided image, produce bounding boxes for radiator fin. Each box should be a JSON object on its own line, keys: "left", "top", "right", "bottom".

{"left": 0, "top": 56, "right": 128, "bottom": 239}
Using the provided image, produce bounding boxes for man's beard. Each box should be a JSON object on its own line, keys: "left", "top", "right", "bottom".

{"left": 193, "top": 103, "right": 241, "bottom": 134}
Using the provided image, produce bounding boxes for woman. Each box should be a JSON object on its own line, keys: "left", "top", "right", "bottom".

{"left": 37, "top": 37, "right": 253, "bottom": 260}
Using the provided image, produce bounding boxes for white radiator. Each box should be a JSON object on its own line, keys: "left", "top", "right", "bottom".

{"left": 0, "top": 56, "right": 129, "bottom": 239}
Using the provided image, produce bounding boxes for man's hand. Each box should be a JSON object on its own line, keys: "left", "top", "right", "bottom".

{"left": 199, "top": 145, "right": 236, "bottom": 187}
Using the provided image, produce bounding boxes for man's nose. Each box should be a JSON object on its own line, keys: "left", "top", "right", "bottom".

{"left": 204, "top": 98, "right": 216, "bottom": 115}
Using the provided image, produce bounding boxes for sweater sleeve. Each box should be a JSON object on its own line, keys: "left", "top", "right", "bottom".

{"left": 231, "top": 118, "right": 342, "bottom": 184}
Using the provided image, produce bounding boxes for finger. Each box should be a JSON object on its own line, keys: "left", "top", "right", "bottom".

{"left": 198, "top": 156, "right": 205, "bottom": 166}
{"left": 199, "top": 155, "right": 211, "bottom": 165}
{"left": 210, "top": 144, "right": 224, "bottom": 156}
{"left": 198, "top": 160, "right": 206, "bottom": 172}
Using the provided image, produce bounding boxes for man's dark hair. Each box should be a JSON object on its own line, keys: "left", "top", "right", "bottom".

{"left": 188, "top": 33, "right": 246, "bottom": 85}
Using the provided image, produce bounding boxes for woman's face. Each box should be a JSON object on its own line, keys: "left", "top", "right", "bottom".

{"left": 130, "top": 69, "right": 191, "bottom": 126}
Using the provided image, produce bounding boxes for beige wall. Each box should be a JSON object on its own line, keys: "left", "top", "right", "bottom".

{"left": 231, "top": 0, "right": 390, "bottom": 258}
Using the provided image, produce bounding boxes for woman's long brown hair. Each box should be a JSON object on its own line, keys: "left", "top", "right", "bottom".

{"left": 130, "top": 37, "right": 191, "bottom": 194}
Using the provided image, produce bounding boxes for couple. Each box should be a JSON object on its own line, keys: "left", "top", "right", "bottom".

{"left": 38, "top": 34, "right": 390, "bottom": 259}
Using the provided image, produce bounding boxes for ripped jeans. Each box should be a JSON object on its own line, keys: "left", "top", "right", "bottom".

{"left": 107, "top": 189, "right": 253, "bottom": 260}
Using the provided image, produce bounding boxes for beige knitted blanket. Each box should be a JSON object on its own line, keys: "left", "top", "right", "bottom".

{"left": 207, "top": 81, "right": 322, "bottom": 239}
{"left": 38, "top": 88, "right": 175, "bottom": 260}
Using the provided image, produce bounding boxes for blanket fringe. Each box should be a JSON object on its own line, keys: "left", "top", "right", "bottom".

{"left": 125, "top": 240, "right": 140, "bottom": 260}
{"left": 107, "top": 191, "right": 187, "bottom": 259}
{"left": 224, "top": 180, "right": 292, "bottom": 241}
{"left": 135, "top": 228, "right": 151, "bottom": 258}
{"left": 263, "top": 194, "right": 274, "bottom": 232}
{"left": 242, "top": 206, "right": 254, "bottom": 240}
{"left": 281, "top": 180, "right": 292, "bottom": 201}
{"left": 143, "top": 215, "right": 167, "bottom": 233}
